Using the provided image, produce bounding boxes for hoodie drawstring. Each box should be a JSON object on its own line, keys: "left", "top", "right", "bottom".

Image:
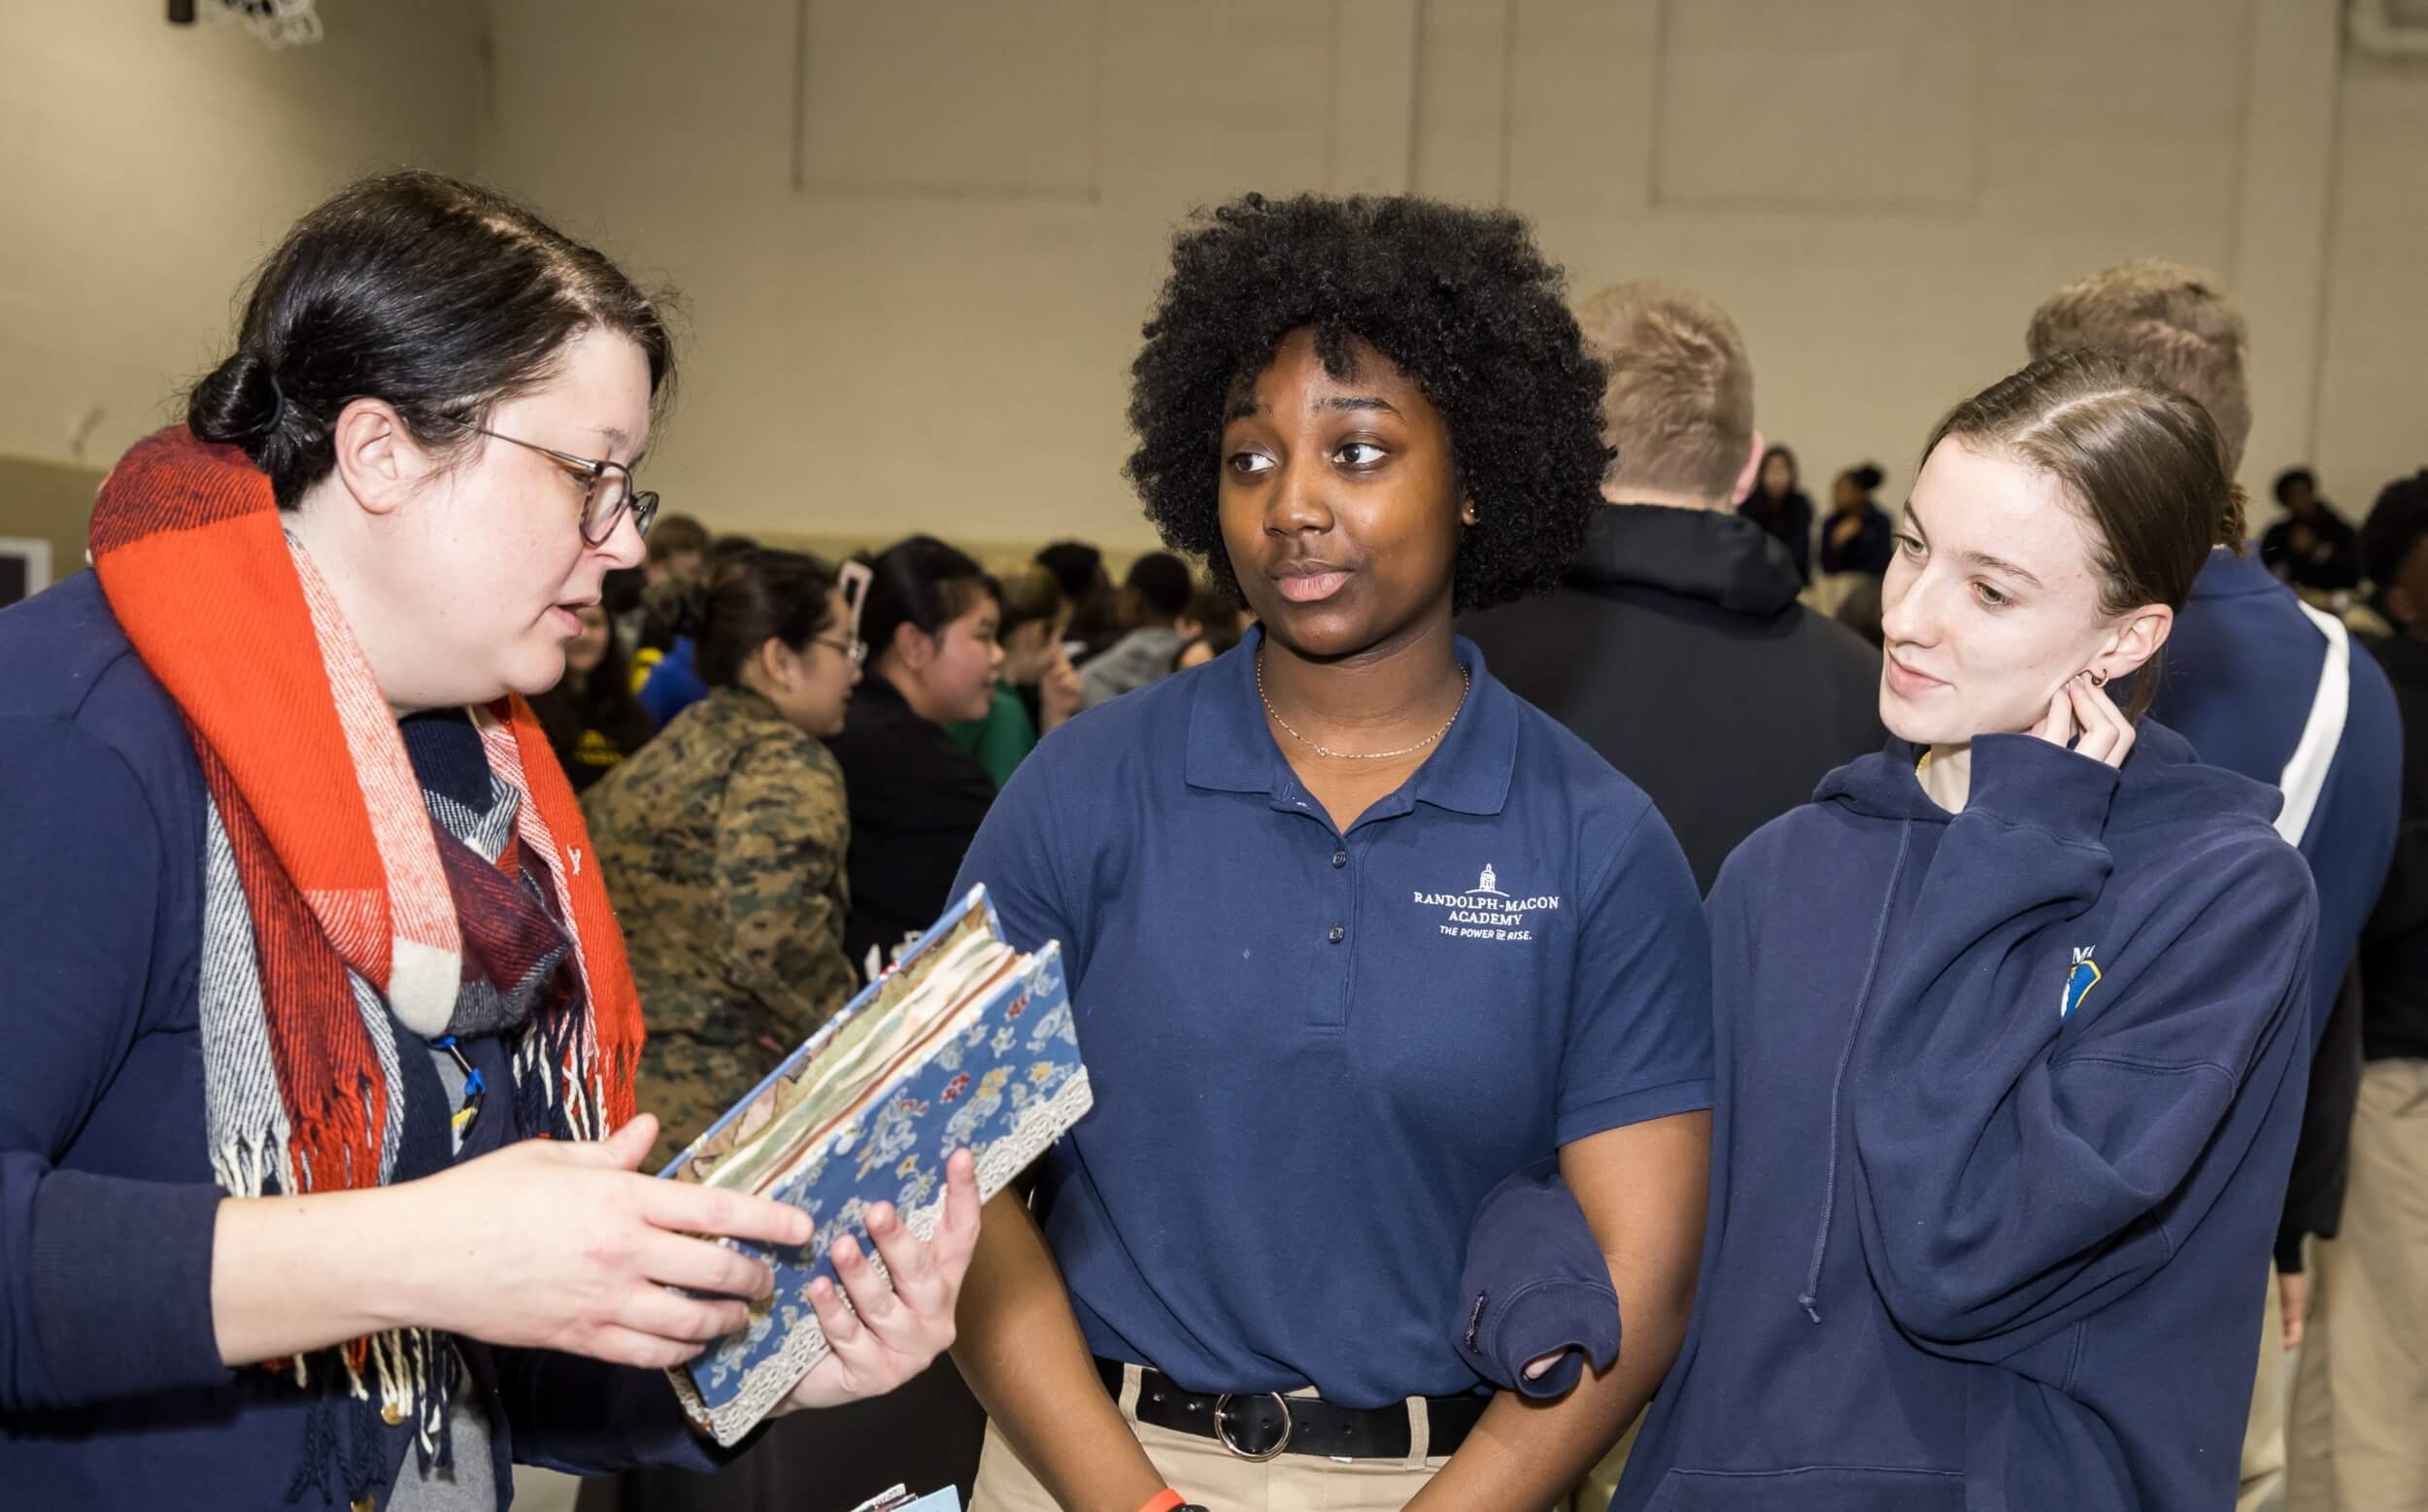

{"left": 1797, "top": 820, "right": 1911, "bottom": 1325}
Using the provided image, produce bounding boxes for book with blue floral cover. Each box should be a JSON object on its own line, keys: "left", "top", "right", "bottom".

{"left": 658, "top": 884, "right": 1090, "bottom": 1444}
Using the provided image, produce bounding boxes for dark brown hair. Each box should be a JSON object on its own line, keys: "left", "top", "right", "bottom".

{"left": 188, "top": 171, "right": 676, "bottom": 509}
{"left": 1922, "top": 350, "right": 2237, "bottom": 720}
{"left": 692, "top": 549, "right": 842, "bottom": 689}
{"left": 646, "top": 513, "right": 710, "bottom": 564}
{"left": 858, "top": 535, "right": 996, "bottom": 662}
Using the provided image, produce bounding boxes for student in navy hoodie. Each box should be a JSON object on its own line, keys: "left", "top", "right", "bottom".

{"left": 1612, "top": 352, "right": 2316, "bottom": 1512}
{"left": 2026, "top": 260, "right": 2400, "bottom": 1504}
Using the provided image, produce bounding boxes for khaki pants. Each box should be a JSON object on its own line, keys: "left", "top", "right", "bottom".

{"left": 2237, "top": 1262, "right": 2287, "bottom": 1512}
{"left": 2286, "top": 1058, "right": 2428, "bottom": 1511}
{"left": 970, "top": 1364, "right": 1449, "bottom": 1511}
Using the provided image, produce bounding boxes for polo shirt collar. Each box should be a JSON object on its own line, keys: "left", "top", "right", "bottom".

{"left": 1185, "top": 625, "right": 1518, "bottom": 819}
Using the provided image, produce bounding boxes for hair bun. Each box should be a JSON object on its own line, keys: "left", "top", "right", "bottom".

{"left": 186, "top": 347, "right": 287, "bottom": 456}
{"left": 1851, "top": 462, "right": 1885, "bottom": 491}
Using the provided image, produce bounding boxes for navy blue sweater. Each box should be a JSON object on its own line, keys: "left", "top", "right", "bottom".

{"left": 1614, "top": 726, "right": 2313, "bottom": 1512}
{"left": 0, "top": 573, "right": 723, "bottom": 1509}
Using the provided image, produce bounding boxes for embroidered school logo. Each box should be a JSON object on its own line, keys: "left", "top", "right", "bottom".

{"left": 2061, "top": 947, "right": 2102, "bottom": 1020}
{"left": 1411, "top": 864, "right": 1561, "bottom": 942}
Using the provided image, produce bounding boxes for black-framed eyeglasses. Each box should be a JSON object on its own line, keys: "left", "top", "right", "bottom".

{"left": 457, "top": 423, "right": 658, "bottom": 546}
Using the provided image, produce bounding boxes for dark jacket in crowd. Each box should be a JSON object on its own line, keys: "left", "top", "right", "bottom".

{"left": 1737, "top": 488, "right": 1813, "bottom": 583}
{"left": 2153, "top": 550, "right": 2398, "bottom": 1042}
{"left": 824, "top": 673, "right": 998, "bottom": 973}
{"left": 808, "top": 674, "right": 1004, "bottom": 1509}
{"left": 2357, "top": 632, "right": 2428, "bottom": 1063}
{"left": 1817, "top": 504, "right": 1896, "bottom": 578}
{"left": 530, "top": 669, "right": 658, "bottom": 794}
{"left": 1616, "top": 725, "right": 2313, "bottom": 1512}
{"left": 2149, "top": 550, "right": 2402, "bottom": 1273}
{"left": 1463, "top": 504, "right": 1885, "bottom": 893}
{"left": 2261, "top": 509, "right": 2364, "bottom": 595}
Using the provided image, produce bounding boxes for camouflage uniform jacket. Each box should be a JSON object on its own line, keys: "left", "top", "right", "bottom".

{"left": 583, "top": 687, "right": 860, "bottom": 1160}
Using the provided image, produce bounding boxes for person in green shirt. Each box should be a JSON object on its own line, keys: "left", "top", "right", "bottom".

{"left": 946, "top": 563, "right": 1085, "bottom": 787}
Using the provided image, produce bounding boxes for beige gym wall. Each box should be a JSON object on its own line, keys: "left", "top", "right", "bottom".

{"left": 4, "top": 0, "right": 2423, "bottom": 566}
{"left": 0, "top": 0, "right": 487, "bottom": 576}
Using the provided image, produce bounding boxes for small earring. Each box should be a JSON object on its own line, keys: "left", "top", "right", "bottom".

{"left": 2088, "top": 670, "right": 2108, "bottom": 689}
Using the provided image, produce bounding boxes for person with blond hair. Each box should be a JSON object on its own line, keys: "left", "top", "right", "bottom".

{"left": 2028, "top": 257, "right": 2403, "bottom": 1512}
{"left": 1465, "top": 280, "right": 1882, "bottom": 891}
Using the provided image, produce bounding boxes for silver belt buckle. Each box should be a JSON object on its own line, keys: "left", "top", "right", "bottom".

{"left": 1212, "top": 1392, "right": 1293, "bottom": 1462}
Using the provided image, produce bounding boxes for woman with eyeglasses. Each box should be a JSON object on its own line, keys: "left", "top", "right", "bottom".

{"left": 582, "top": 548, "right": 867, "bottom": 1169}
{"left": 580, "top": 547, "right": 908, "bottom": 1512}
{"left": 0, "top": 171, "right": 975, "bottom": 1512}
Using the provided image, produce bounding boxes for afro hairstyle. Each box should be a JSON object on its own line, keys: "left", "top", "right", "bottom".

{"left": 1124, "top": 192, "right": 1610, "bottom": 614}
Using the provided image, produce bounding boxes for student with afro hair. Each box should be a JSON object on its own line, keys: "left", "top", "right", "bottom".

{"left": 947, "top": 192, "right": 1713, "bottom": 1511}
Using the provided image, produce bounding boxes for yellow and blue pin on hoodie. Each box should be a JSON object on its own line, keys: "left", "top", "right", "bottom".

{"left": 2061, "top": 947, "right": 2102, "bottom": 1020}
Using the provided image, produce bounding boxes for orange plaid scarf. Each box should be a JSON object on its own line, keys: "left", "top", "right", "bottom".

{"left": 88, "top": 427, "right": 645, "bottom": 1462}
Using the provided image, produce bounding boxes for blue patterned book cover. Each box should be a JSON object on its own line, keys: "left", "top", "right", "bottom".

{"left": 658, "top": 885, "right": 1090, "bottom": 1444}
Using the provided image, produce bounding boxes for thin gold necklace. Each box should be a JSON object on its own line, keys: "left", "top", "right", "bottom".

{"left": 1255, "top": 650, "right": 1471, "bottom": 760}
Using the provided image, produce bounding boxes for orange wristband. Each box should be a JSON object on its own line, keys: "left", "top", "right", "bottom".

{"left": 1138, "top": 1492, "right": 1186, "bottom": 1512}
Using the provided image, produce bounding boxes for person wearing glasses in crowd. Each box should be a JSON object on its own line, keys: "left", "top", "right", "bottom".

{"left": 0, "top": 171, "right": 975, "bottom": 1512}
{"left": 951, "top": 192, "right": 1713, "bottom": 1512}
{"left": 581, "top": 548, "right": 869, "bottom": 1170}
{"left": 581, "top": 549, "right": 915, "bottom": 1512}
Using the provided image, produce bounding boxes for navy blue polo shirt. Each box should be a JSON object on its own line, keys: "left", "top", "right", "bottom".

{"left": 951, "top": 629, "right": 1712, "bottom": 1407}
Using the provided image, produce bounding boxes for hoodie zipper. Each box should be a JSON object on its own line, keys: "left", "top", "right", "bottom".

{"left": 1797, "top": 820, "right": 1912, "bottom": 1325}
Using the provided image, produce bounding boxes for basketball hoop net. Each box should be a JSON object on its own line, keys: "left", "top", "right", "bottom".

{"left": 204, "top": 0, "right": 321, "bottom": 49}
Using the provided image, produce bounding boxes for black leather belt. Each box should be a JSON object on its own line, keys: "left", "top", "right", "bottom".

{"left": 1095, "top": 1357, "right": 1487, "bottom": 1462}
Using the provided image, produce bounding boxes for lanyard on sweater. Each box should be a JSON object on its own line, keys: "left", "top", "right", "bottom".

{"left": 433, "top": 1035, "right": 487, "bottom": 1139}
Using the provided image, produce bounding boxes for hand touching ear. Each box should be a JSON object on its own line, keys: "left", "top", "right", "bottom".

{"left": 2030, "top": 674, "right": 2136, "bottom": 768}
